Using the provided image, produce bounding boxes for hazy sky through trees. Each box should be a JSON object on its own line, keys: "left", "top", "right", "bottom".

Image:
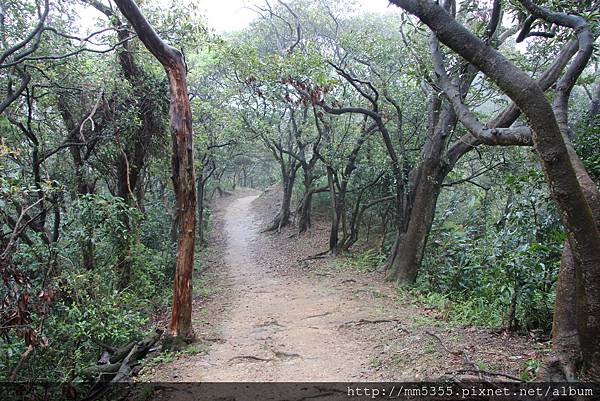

{"left": 76, "top": 0, "right": 397, "bottom": 35}
{"left": 196, "top": 0, "right": 396, "bottom": 32}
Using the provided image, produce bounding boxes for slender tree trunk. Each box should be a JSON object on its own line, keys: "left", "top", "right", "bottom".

{"left": 342, "top": 191, "right": 364, "bottom": 251}
{"left": 327, "top": 168, "right": 340, "bottom": 255}
{"left": 114, "top": 0, "right": 196, "bottom": 340}
{"left": 343, "top": 195, "right": 394, "bottom": 251}
{"left": 298, "top": 191, "right": 313, "bottom": 233}
{"left": 505, "top": 287, "right": 519, "bottom": 332}
{"left": 165, "top": 57, "right": 196, "bottom": 341}
{"left": 297, "top": 171, "right": 314, "bottom": 234}
{"left": 279, "top": 172, "right": 295, "bottom": 231}
{"left": 266, "top": 162, "right": 297, "bottom": 232}
{"left": 197, "top": 171, "right": 205, "bottom": 244}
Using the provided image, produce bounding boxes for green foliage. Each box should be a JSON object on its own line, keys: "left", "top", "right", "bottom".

{"left": 147, "top": 350, "right": 177, "bottom": 366}
{"left": 2, "top": 194, "right": 174, "bottom": 381}
{"left": 369, "top": 356, "right": 382, "bottom": 368}
{"left": 420, "top": 163, "right": 562, "bottom": 331}
{"left": 402, "top": 288, "right": 503, "bottom": 328}
{"left": 345, "top": 249, "right": 386, "bottom": 272}
{"left": 574, "top": 119, "right": 600, "bottom": 181}
{"left": 520, "top": 358, "right": 542, "bottom": 382}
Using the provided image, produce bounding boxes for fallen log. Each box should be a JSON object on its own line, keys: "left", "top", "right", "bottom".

{"left": 108, "top": 341, "right": 136, "bottom": 364}
{"left": 79, "top": 329, "right": 163, "bottom": 401}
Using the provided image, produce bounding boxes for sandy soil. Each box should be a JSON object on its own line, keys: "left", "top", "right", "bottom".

{"left": 141, "top": 188, "right": 548, "bottom": 387}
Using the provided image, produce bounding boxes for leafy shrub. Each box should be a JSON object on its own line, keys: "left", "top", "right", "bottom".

{"left": 1, "top": 194, "right": 174, "bottom": 381}
{"left": 420, "top": 167, "right": 561, "bottom": 332}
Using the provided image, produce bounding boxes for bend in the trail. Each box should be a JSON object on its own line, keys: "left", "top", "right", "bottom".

{"left": 143, "top": 190, "right": 543, "bottom": 383}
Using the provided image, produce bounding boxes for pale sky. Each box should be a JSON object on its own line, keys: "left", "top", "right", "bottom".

{"left": 77, "top": 0, "right": 396, "bottom": 35}
{"left": 196, "top": 0, "right": 395, "bottom": 33}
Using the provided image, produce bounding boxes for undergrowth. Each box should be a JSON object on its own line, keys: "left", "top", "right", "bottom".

{"left": 398, "top": 288, "right": 503, "bottom": 328}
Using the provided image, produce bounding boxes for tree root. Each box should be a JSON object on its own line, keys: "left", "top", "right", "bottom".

{"left": 340, "top": 318, "right": 405, "bottom": 329}
{"left": 229, "top": 355, "right": 273, "bottom": 363}
{"left": 261, "top": 213, "right": 290, "bottom": 233}
{"left": 299, "top": 249, "right": 332, "bottom": 261}
{"left": 453, "top": 369, "right": 522, "bottom": 382}
{"left": 425, "top": 330, "right": 478, "bottom": 371}
{"left": 537, "top": 356, "right": 579, "bottom": 381}
{"left": 426, "top": 330, "right": 524, "bottom": 383}
{"left": 302, "top": 311, "right": 331, "bottom": 320}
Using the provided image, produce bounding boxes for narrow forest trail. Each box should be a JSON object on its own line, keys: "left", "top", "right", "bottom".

{"left": 154, "top": 194, "right": 374, "bottom": 380}
{"left": 198, "top": 194, "right": 377, "bottom": 380}
{"left": 144, "top": 190, "right": 544, "bottom": 384}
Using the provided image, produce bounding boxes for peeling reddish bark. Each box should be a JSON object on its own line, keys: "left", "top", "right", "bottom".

{"left": 114, "top": 0, "right": 196, "bottom": 339}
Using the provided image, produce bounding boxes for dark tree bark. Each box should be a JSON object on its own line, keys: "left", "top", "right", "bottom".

{"left": 297, "top": 174, "right": 315, "bottom": 234}
{"left": 277, "top": 165, "right": 297, "bottom": 231}
{"left": 385, "top": 97, "right": 457, "bottom": 283}
{"left": 383, "top": 0, "right": 576, "bottom": 287}
{"left": 290, "top": 107, "right": 322, "bottom": 234}
{"left": 114, "top": 0, "right": 196, "bottom": 340}
{"left": 326, "top": 167, "right": 341, "bottom": 254}
{"left": 262, "top": 139, "right": 299, "bottom": 232}
{"left": 388, "top": 0, "right": 600, "bottom": 378}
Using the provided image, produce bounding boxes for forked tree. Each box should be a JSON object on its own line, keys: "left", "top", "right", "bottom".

{"left": 388, "top": 0, "right": 600, "bottom": 380}
{"left": 113, "top": 0, "right": 196, "bottom": 340}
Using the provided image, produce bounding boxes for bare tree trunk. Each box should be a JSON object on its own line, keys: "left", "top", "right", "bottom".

{"left": 540, "top": 242, "right": 580, "bottom": 381}
{"left": 297, "top": 190, "right": 313, "bottom": 234}
{"left": 326, "top": 168, "right": 340, "bottom": 255}
{"left": 197, "top": 171, "right": 206, "bottom": 245}
{"left": 279, "top": 171, "right": 295, "bottom": 230}
{"left": 114, "top": 0, "right": 196, "bottom": 340}
{"left": 265, "top": 162, "right": 297, "bottom": 232}
{"left": 385, "top": 164, "right": 443, "bottom": 283}
{"left": 297, "top": 170, "right": 316, "bottom": 234}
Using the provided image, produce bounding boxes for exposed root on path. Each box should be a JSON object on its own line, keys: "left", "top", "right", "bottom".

{"left": 228, "top": 355, "right": 273, "bottom": 363}
{"left": 302, "top": 312, "right": 331, "bottom": 320}
{"left": 452, "top": 369, "right": 522, "bottom": 382}
{"left": 300, "top": 249, "right": 332, "bottom": 261}
{"left": 340, "top": 318, "right": 406, "bottom": 329}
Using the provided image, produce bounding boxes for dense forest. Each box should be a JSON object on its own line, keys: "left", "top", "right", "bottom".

{"left": 1, "top": 0, "right": 599, "bottom": 396}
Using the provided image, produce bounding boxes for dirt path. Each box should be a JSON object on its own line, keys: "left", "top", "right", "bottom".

{"left": 155, "top": 194, "right": 376, "bottom": 381}
{"left": 144, "top": 190, "right": 545, "bottom": 384}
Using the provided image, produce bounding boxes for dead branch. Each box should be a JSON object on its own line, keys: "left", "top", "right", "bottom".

{"left": 425, "top": 330, "right": 480, "bottom": 375}
{"left": 453, "top": 369, "right": 523, "bottom": 382}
